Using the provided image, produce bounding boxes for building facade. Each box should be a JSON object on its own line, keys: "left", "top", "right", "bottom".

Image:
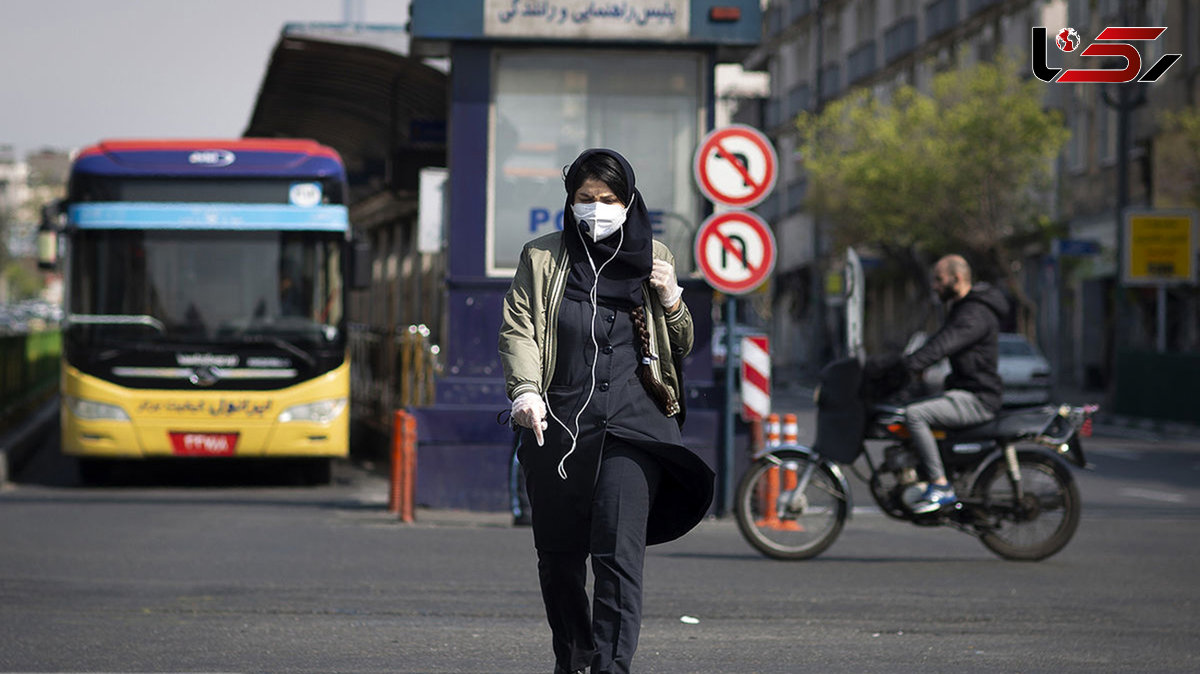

{"left": 736, "top": 0, "right": 1198, "bottom": 397}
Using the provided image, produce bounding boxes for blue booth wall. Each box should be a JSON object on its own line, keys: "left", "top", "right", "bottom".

{"left": 410, "top": 36, "right": 741, "bottom": 512}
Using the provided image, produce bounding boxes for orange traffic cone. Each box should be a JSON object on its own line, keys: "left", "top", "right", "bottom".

{"left": 758, "top": 412, "right": 803, "bottom": 531}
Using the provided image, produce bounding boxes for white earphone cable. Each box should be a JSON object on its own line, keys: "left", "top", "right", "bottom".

{"left": 545, "top": 195, "right": 633, "bottom": 480}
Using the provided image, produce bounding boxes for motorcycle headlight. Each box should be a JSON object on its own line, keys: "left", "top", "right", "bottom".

{"left": 64, "top": 396, "right": 131, "bottom": 421}
{"left": 278, "top": 398, "right": 347, "bottom": 424}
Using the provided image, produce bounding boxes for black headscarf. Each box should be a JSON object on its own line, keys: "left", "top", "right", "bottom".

{"left": 562, "top": 148, "right": 653, "bottom": 310}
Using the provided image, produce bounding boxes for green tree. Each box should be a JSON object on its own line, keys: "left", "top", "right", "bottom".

{"left": 1156, "top": 107, "right": 1200, "bottom": 209}
{"left": 797, "top": 59, "right": 1069, "bottom": 333}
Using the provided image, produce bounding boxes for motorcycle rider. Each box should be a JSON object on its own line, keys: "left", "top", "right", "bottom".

{"left": 903, "top": 254, "right": 1008, "bottom": 513}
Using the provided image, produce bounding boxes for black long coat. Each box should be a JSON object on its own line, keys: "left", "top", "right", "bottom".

{"left": 516, "top": 297, "right": 714, "bottom": 552}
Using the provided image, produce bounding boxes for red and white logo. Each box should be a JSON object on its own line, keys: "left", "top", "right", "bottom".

{"left": 1032, "top": 26, "right": 1181, "bottom": 84}
{"left": 1055, "top": 27, "right": 1080, "bottom": 52}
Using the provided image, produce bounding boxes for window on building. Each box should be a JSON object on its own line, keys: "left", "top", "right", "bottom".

{"left": 1067, "top": 0, "right": 1089, "bottom": 29}
{"left": 1067, "top": 91, "right": 1088, "bottom": 173}
{"left": 790, "top": 36, "right": 810, "bottom": 84}
{"left": 1096, "top": 90, "right": 1116, "bottom": 165}
{"left": 856, "top": 0, "right": 876, "bottom": 42}
{"left": 1190, "top": 3, "right": 1200, "bottom": 70}
{"left": 824, "top": 17, "right": 842, "bottom": 63}
{"left": 488, "top": 49, "right": 705, "bottom": 275}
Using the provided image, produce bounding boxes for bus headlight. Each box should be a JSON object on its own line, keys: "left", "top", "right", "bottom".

{"left": 278, "top": 398, "right": 347, "bottom": 424}
{"left": 64, "top": 396, "right": 131, "bottom": 421}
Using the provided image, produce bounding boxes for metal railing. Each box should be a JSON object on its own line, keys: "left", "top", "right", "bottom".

{"left": 349, "top": 323, "right": 441, "bottom": 430}
{"left": 0, "top": 330, "right": 61, "bottom": 417}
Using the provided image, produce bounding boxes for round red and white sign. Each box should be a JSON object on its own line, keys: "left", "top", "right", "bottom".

{"left": 694, "top": 210, "right": 777, "bottom": 295}
{"left": 693, "top": 125, "right": 778, "bottom": 208}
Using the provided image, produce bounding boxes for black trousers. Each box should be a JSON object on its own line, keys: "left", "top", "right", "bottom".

{"left": 536, "top": 439, "right": 663, "bottom": 674}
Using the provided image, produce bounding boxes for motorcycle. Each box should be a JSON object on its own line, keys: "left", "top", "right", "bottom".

{"left": 734, "top": 356, "right": 1096, "bottom": 561}
{"left": 733, "top": 249, "right": 1096, "bottom": 561}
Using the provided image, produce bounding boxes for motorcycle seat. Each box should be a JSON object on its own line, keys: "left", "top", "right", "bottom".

{"left": 944, "top": 406, "right": 1058, "bottom": 442}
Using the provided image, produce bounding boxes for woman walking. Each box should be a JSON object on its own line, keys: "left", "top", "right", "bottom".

{"left": 498, "top": 148, "right": 714, "bottom": 674}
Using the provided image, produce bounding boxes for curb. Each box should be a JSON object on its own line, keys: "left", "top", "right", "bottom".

{"left": 1090, "top": 412, "right": 1200, "bottom": 443}
{"left": 0, "top": 395, "right": 59, "bottom": 484}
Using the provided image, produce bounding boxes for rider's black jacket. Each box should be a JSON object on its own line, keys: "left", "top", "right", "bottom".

{"left": 905, "top": 283, "right": 1008, "bottom": 412}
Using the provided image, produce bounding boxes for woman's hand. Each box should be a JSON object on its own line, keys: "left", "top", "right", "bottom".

{"left": 650, "top": 259, "right": 683, "bottom": 311}
{"left": 511, "top": 391, "right": 548, "bottom": 446}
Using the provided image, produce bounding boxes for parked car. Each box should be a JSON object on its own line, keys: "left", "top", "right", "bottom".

{"left": 906, "top": 332, "right": 1052, "bottom": 406}
{"left": 996, "top": 332, "right": 1053, "bottom": 406}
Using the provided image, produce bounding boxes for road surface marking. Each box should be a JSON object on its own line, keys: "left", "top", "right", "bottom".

{"left": 1118, "top": 487, "right": 1186, "bottom": 504}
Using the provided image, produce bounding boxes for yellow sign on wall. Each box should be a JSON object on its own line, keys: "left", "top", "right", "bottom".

{"left": 1123, "top": 210, "right": 1198, "bottom": 285}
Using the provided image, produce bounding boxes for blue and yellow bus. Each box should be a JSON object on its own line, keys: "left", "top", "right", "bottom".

{"left": 56, "top": 139, "right": 362, "bottom": 482}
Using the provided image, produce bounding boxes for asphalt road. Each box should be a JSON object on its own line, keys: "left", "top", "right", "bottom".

{"left": 2, "top": 426, "right": 1198, "bottom": 673}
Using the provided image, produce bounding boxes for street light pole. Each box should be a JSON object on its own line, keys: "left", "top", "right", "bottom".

{"left": 810, "top": 0, "right": 826, "bottom": 376}
{"left": 1101, "top": 0, "right": 1147, "bottom": 406}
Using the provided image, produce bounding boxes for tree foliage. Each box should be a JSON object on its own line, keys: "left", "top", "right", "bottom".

{"left": 1156, "top": 107, "right": 1200, "bottom": 209}
{"left": 796, "top": 59, "right": 1069, "bottom": 329}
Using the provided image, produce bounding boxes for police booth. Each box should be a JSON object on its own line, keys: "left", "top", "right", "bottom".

{"left": 408, "top": 0, "right": 761, "bottom": 512}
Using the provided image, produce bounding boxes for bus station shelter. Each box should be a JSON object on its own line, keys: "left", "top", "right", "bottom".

{"left": 409, "top": 0, "right": 761, "bottom": 511}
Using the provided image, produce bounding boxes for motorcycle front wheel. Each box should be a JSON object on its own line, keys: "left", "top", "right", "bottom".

{"left": 734, "top": 451, "right": 849, "bottom": 560}
{"left": 971, "top": 451, "right": 1081, "bottom": 561}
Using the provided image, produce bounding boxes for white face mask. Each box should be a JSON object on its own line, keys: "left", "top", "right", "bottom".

{"left": 572, "top": 199, "right": 631, "bottom": 242}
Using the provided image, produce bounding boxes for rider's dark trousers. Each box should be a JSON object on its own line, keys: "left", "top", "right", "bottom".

{"left": 536, "top": 440, "right": 662, "bottom": 674}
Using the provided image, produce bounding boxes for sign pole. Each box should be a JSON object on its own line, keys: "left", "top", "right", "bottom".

{"left": 722, "top": 294, "right": 737, "bottom": 516}
{"left": 692, "top": 124, "right": 778, "bottom": 520}
{"left": 1156, "top": 285, "right": 1166, "bottom": 353}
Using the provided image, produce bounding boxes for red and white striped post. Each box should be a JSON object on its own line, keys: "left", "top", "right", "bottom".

{"left": 740, "top": 336, "right": 771, "bottom": 422}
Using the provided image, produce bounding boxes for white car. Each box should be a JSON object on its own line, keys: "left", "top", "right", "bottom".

{"left": 996, "top": 332, "right": 1053, "bottom": 406}
{"left": 908, "top": 332, "right": 1052, "bottom": 406}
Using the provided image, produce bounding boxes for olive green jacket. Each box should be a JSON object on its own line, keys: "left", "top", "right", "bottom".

{"left": 498, "top": 232, "right": 693, "bottom": 417}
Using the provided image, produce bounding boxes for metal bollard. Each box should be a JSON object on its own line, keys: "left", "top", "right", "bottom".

{"left": 389, "top": 409, "right": 418, "bottom": 522}
{"left": 756, "top": 413, "right": 782, "bottom": 529}
{"left": 757, "top": 412, "right": 801, "bottom": 531}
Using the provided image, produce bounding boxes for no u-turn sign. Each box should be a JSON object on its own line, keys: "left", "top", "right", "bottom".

{"left": 693, "top": 124, "right": 779, "bottom": 208}
{"left": 694, "top": 210, "right": 777, "bottom": 295}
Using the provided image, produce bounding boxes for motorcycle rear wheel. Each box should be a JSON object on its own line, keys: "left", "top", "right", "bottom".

{"left": 971, "top": 451, "right": 1081, "bottom": 561}
{"left": 734, "top": 451, "right": 848, "bottom": 560}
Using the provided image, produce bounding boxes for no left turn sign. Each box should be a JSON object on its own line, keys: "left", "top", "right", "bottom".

{"left": 693, "top": 124, "right": 778, "bottom": 208}
{"left": 694, "top": 210, "right": 777, "bottom": 295}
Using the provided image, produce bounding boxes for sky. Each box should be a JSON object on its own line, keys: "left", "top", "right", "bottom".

{"left": 0, "top": 0, "right": 410, "bottom": 158}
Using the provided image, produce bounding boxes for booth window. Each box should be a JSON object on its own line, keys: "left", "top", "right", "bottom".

{"left": 489, "top": 49, "right": 705, "bottom": 275}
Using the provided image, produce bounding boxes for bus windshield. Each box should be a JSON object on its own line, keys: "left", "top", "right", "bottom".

{"left": 68, "top": 229, "right": 344, "bottom": 347}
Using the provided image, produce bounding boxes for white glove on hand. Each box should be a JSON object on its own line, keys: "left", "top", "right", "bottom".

{"left": 650, "top": 259, "right": 683, "bottom": 309}
{"left": 511, "top": 391, "right": 548, "bottom": 446}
